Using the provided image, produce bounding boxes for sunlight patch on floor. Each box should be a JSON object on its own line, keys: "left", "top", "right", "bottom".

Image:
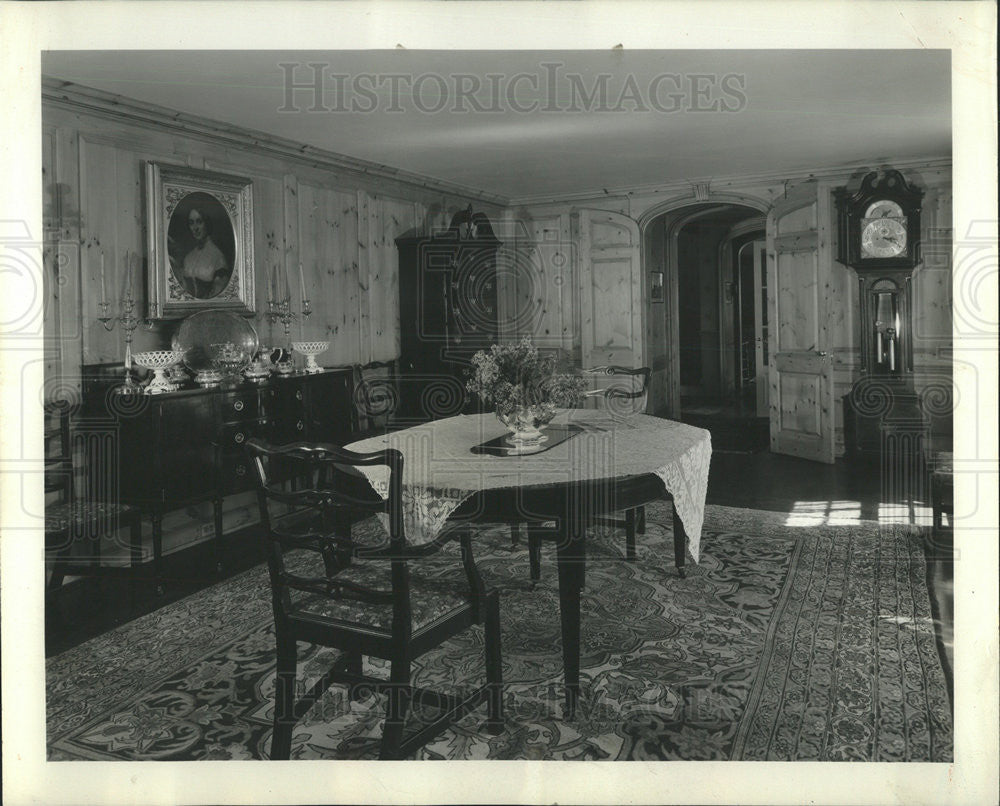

{"left": 784, "top": 500, "right": 863, "bottom": 526}
{"left": 783, "top": 500, "right": 933, "bottom": 527}
{"left": 878, "top": 502, "right": 933, "bottom": 527}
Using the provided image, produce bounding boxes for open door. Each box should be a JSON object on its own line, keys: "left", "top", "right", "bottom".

{"left": 573, "top": 209, "right": 643, "bottom": 390}
{"left": 766, "top": 191, "right": 836, "bottom": 463}
{"left": 737, "top": 238, "right": 770, "bottom": 416}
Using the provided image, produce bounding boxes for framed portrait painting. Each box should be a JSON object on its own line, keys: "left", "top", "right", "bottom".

{"left": 146, "top": 162, "right": 255, "bottom": 318}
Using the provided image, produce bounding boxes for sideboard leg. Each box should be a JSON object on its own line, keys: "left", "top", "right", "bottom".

{"left": 672, "top": 502, "right": 687, "bottom": 578}
{"left": 213, "top": 498, "right": 225, "bottom": 574}
{"left": 151, "top": 511, "right": 165, "bottom": 595}
{"left": 128, "top": 513, "right": 142, "bottom": 611}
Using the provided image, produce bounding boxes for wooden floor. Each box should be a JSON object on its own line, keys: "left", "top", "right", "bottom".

{"left": 45, "top": 448, "right": 954, "bottom": 692}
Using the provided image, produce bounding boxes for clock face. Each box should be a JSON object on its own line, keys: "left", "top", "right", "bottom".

{"left": 861, "top": 215, "right": 907, "bottom": 258}
{"left": 864, "top": 199, "right": 904, "bottom": 219}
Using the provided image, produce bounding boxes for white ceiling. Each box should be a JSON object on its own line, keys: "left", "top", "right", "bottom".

{"left": 42, "top": 50, "right": 951, "bottom": 201}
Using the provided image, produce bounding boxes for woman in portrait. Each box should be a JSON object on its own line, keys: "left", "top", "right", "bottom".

{"left": 167, "top": 193, "right": 236, "bottom": 299}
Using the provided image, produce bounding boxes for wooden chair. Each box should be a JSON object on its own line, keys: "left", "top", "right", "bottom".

{"left": 44, "top": 401, "right": 145, "bottom": 610}
{"left": 518, "top": 366, "right": 652, "bottom": 580}
{"left": 351, "top": 359, "right": 400, "bottom": 438}
{"left": 246, "top": 438, "right": 503, "bottom": 760}
{"left": 583, "top": 365, "right": 652, "bottom": 558}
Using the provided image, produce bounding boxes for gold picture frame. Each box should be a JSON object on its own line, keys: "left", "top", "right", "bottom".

{"left": 146, "top": 162, "right": 255, "bottom": 318}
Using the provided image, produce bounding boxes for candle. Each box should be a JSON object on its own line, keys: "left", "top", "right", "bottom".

{"left": 126, "top": 250, "right": 134, "bottom": 298}
{"left": 876, "top": 330, "right": 883, "bottom": 363}
{"left": 298, "top": 262, "right": 306, "bottom": 299}
{"left": 888, "top": 334, "right": 895, "bottom": 371}
{"left": 100, "top": 252, "right": 107, "bottom": 304}
{"left": 283, "top": 263, "right": 291, "bottom": 301}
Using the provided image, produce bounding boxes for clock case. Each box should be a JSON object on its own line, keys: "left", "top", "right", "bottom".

{"left": 834, "top": 169, "right": 923, "bottom": 270}
{"left": 836, "top": 170, "right": 929, "bottom": 474}
{"left": 835, "top": 169, "right": 924, "bottom": 379}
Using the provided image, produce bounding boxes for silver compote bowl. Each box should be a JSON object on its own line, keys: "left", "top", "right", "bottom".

{"left": 212, "top": 341, "right": 250, "bottom": 382}
{"left": 133, "top": 350, "right": 185, "bottom": 395}
{"left": 291, "top": 341, "right": 329, "bottom": 374}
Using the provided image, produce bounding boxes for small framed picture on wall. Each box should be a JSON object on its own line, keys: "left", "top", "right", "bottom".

{"left": 651, "top": 271, "right": 664, "bottom": 303}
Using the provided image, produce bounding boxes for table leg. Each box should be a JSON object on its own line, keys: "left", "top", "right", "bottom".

{"left": 555, "top": 515, "right": 585, "bottom": 719}
{"left": 672, "top": 501, "right": 687, "bottom": 578}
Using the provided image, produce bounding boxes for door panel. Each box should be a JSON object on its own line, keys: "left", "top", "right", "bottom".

{"left": 574, "top": 209, "right": 643, "bottom": 394}
{"left": 753, "top": 241, "right": 769, "bottom": 415}
{"left": 767, "top": 192, "right": 836, "bottom": 463}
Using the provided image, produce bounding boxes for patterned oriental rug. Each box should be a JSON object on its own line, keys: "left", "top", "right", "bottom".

{"left": 46, "top": 504, "right": 953, "bottom": 762}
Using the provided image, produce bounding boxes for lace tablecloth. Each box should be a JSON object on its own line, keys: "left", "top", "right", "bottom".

{"left": 346, "top": 411, "right": 712, "bottom": 561}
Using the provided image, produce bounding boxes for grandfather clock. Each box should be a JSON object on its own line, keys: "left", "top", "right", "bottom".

{"left": 836, "top": 169, "right": 927, "bottom": 494}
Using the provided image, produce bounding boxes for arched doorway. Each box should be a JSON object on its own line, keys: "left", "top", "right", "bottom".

{"left": 642, "top": 199, "right": 770, "bottom": 452}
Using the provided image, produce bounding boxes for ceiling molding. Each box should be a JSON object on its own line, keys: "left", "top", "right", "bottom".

{"left": 41, "top": 78, "right": 509, "bottom": 208}
{"left": 41, "top": 78, "right": 949, "bottom": 215}
{"left": 507, "top": 156, "right": 952, "bottom": 208}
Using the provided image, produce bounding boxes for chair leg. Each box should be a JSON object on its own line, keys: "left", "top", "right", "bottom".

{"left": 625, "top": 508, "right": 637, "bottom": 561}
{"left": 510, "top": 523, "right": 521, "bottom": 546}
{"left": 484, "top": 593, "right": 504, "bottom": 734}
{"left": 270, "top": 632, "right": 297, "bottom": 760}
{"left": 346, "top": 652, "right": 365, "bottom": 702}
{"left": 46, "top": 539, "right": 69, "bottom": 596}
{"left": 379, "top": 657, "right": 412, "bottom": 760}
{"left": 45, "top": 534, "right": 71, "bottom": 620}
{"left": 636, "top": 505, "right": 646, "bottom": 535}
{"left": 527, "top": 526, "right": 543, "bottom": 581}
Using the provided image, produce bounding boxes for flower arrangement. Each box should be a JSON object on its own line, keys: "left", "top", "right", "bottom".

{"left": 467, "top": 337, "right": 588, "bottom": 443}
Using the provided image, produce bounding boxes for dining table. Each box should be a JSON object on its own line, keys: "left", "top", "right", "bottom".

{"left": 346, "top": 408, "right": 712, "bottom": 717}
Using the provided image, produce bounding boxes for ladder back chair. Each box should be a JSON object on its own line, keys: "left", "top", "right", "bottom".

{"left": 351, "top": 359, "right": 400, "bottom": 438}
{"left": 246, "top": 438, "right": 503, "bottom": 760}
{"left": 44, "top": 401, "right": 144, "bottom": 609}
{"left": 581, "top": 365, "right": 652, "bottom": 560}
{"left": 516, "top": 366, "right": 653, "bottom": 580}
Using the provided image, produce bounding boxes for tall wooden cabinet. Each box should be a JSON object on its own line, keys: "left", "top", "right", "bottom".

{"left": 395, "top": 208, "right": 501, "bottom": 421}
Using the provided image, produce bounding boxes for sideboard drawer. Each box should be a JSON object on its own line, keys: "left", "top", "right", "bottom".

{"left": 219, "top": 453, "right": 255, "bottom": 494}
{"left": 217, "top": 417, "right": 270, "bottom": 453}
{"left": 220, "top": 390, "right": 261, "bottom": 423}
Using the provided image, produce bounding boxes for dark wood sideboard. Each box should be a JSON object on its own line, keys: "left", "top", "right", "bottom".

{"left": 86, "top": 368, "right": 354, "bottom": 586}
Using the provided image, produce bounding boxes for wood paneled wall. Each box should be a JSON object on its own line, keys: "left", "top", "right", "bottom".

{"left": 511, "top": 160, "right": 952, "bottom": 454}
{"left": 41, "top": 82, "right": 951, "bottom": 457}
{"left": 42, "top": 89, "right": 501, "bottom": 394}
